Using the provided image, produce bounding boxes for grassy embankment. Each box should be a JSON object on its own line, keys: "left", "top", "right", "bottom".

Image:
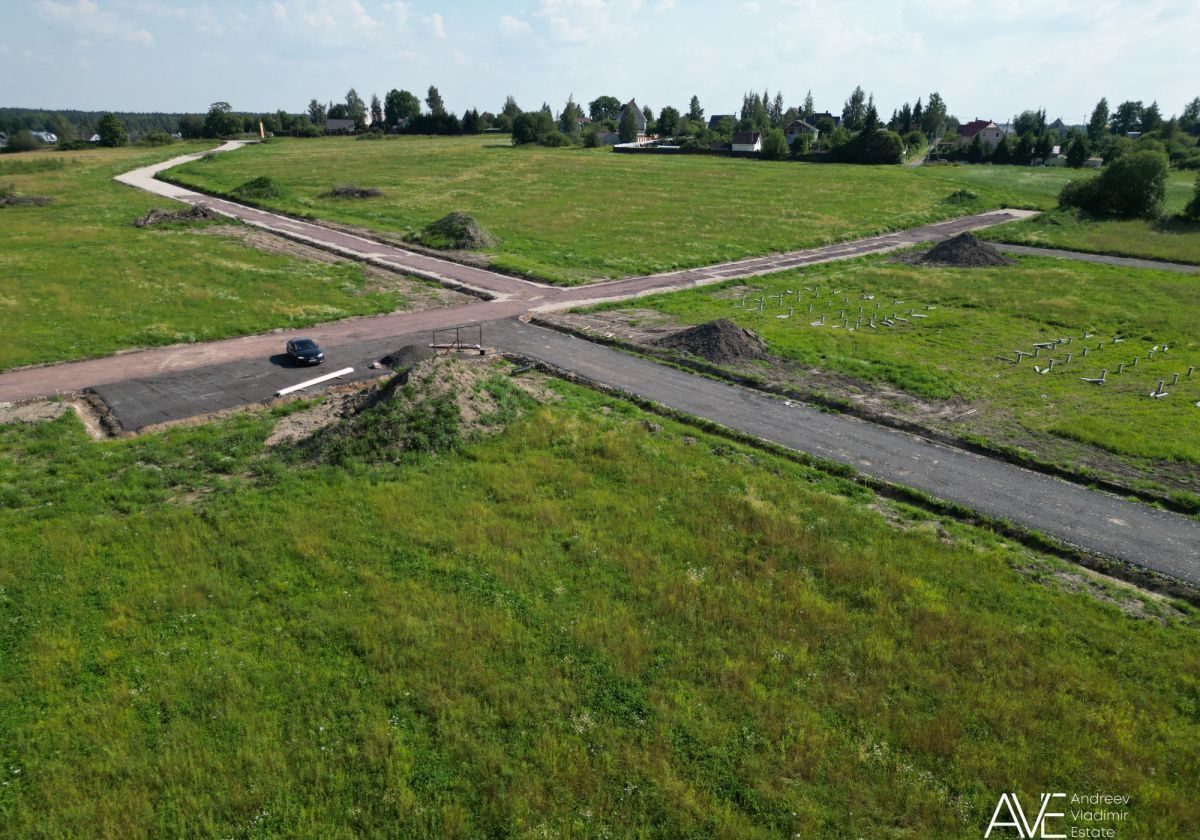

{"left": 587, "top": 254, "right": 1200, "bottom": 496}
{"left": 0, "top": 146, "right": 423, "bottom": 371}
{"left": 1, "top": 378, "right": 1198, "bottom": 838}
{"left": 167, "top": 136, "right": 1087, "bottom": 285}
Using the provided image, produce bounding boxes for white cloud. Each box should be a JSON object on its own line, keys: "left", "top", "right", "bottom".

{"left": 424, "top": 12, "right": 445, "bottom": 39}
{"left": 35, "top": 0, "right": 155, "bottom": 45}
{"left": 499, "top": 14, "right": 532, "bottom": 35}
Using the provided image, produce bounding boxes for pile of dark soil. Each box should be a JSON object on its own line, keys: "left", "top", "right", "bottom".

{"left": 380, "top": 343, "right": 436, "bottom": 369}
{"left": 920, "top": 233, "right": 1014, "bottom": 267}
{"left": 231, "top": 176, "right": 282, "bottom": 200}
{"left": 132, "top": 204, "right": 218, "bottom": 227}
{"left": 0, "top": 194, "right": 51, "bottom": 207}
{"left": 0, "top": 184, "right": 51, "bottom": 207}
{"left": 655, "top": 319, "right": 768, "bottom": 364}
{"left": 325, "top": 184, "right": 383, "bottom": 199}
{"left": 418, "top": 212, "right": 497, "bottom": 250}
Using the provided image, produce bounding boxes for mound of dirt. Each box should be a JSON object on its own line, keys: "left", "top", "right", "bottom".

{"left": 419, "top": 212, "right": 496, "bottom": 250}
{"left": 380, "top": 343, "right": 436, "bottom": 369}
{"left": 231, "top": 176, "right": 282, "bottom": 200}
{"left": 133, "top": 204, "right": 218, "bottom": 227}
{"left": 0, "top": 194, "right": 52, "bottom": 207}
{"left": 655, "top": 319, "right": 768, "bottom": 364}
{"left": 920, "top": 233, "right": 1014, "bottom": 267}
{"left": 325, "top": 184, "right": 383, "bottom": 199}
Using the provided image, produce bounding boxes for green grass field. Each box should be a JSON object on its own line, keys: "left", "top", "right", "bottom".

{"left": 984, "top": 206, "right": 1200, "bottom": 265}
{"left": 1, "top": 384, "right": 1197, "bottom": 838}
{"left": 167, "top": 137, "right": 1089, "bottom": 285}
{"left": 590, "top": 253, "right": 1200, "bottom": 490}
{"left": 0, "top": 147, "right": 422, "bottom": 371}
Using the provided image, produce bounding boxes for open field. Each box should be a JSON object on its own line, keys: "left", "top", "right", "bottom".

{"left": 167, "top": 136, "right": 1085, "bottom": 285}
{"left": 984, "top": 204, "right": 1200, "bottom": 266}
{"left": 576, "top": 253, "right": 1200, "bottom": 500}
{"left": 0, "top": 146, "right": 449, "bottom": 371}
{"left": 1, "top": 377, "right": 1198, "bottom": 838}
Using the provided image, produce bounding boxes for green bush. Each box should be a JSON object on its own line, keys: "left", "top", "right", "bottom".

{"left": 904, "top": 130, "right": 924, "bottom": 148}
{"left": 1184, "top": 174, "right": 1200, "bottom": 220}
{"left": 54, "top": 139, "right": 92, "bottom": 151}
{"left": 582, "top": 127, "right": 600, "bottom": 148}
{"left": 540, "top": 130, "right": 573, "bottom": 148}
{"left": 140, "top": 131, "right": 174, "bottom": 147}
{"left": 1059, "top": 150, "right": 1168, "bottom": 218}
{"left": 831, "top": 129, "right": 904, "bottom": 165}
{"left": 760, "top": 128, "right": 788, "bottom": 161}
{"left": 2, "top": 130, "right": 41, "bottom": 153}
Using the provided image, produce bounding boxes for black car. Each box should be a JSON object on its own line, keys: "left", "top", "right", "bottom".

{"left": 286, "top": 338, "right": 325, "bottom": 365}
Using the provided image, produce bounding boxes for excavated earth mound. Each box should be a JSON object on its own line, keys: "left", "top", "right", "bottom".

{"left": 655, "top": 318, "right": 769, "bottom": 364}
{"left": 133, "top": 205, "right": 218, "bottom": 227}
{"left": 920, "top": 232, "right": 1014, "bottom": 267}
{"left": 326, "top": 184, "right": 384, "bottom": 199}
{"left": 380, "top": 343, "right": 436, "bottom": 369}
{"left": 419, "top": 212, "right": 497, "bottom": 250}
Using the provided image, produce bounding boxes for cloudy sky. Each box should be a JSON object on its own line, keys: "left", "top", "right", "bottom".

{"left": 2, "top": 0, "right": 1197, "bottom": 122}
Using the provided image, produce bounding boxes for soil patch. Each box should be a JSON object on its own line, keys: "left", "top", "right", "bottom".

{"left": 324, "top": 184, "right": 384, "bottom": 199}
{"left": 418, "top": 212, "right": 497, "bottom": 250}
{"left": 133, "top": 204, "right": 218, "bottom": 227}
{"left": 0, "top": 195, "right": 52, "bottom": 207}
{"left": 380, "top": 344, "right": 436, "bottom": 369}
{"left": 919, "top": 232, "right": 1014, "bottom": 267}
{"left": 655, "top": 319, "right": 768, "bottom": 364}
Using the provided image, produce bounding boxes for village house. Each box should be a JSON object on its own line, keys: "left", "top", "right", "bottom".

{"left": 957, "top": 119, "right": 1003, "bottom": 149}
{"left": 617, "top": 99, "right": 654, "bottom": 144}
{"left": 731, "top": 131, "right": 762, "bottom": 153}
{"left": 324, "top": 118, "right": 356, "bottom": 135}
{"left": 783, "top": 119, "right": 819, "bottom": 144}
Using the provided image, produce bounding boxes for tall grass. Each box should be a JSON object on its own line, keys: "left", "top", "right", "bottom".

{"left": 1, "top": 389, "right": 1197, "bottom": 837}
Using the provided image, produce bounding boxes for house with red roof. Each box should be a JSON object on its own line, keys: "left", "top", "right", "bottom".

{"left": 958, "top": 119, "right": 1003, "bottom": 149}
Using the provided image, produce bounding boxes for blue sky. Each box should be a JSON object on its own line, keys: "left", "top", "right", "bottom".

{"left": 2, "top": 0, "right": 1197, "bottom": 123}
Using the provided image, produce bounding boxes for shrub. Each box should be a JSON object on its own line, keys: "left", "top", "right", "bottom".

{"left": 904, "top": 130, "right": 924, "bottom": 148}
{"left": 1058, "top": 150, "right": 1168, "bottom": 218}
{"left": 140, "top": 131, "right": 174, "bottom": 147}
{"left": 540, "top": 130, "right": 573, "bottom": 148}
{"left": 355, "top": 130, "right": 385, "bottom": 141}
{"left": 582, "top": 128, "right": 600, "bottom": 148}
{"left": 54, "top": 139, "right": 92, "bottom": 152}
{"left": 511, "top": 110, "right": 554, "bottom": 145}
{"left": 1184, "top": 174, "right": 1200, "bottom": 221}
{"left": 417, "top": 211, "right": 496, "bottom": 250}
{"left": 789, "top": 134, "right": 812, "bottom": 158}
{"left": 945, "top": 189, "right": 979, "bottom": 203}
{"left": 760, "top": 128, "right": 788, "bottom": 161}
{"left": 831, "top": 129, "right": 904, "bottom": 164}
{"left": 230, "top": 176, "right": 282, "bottom": 200}
{"left": 2, "top": 130, "right": 41, "bottom": 153}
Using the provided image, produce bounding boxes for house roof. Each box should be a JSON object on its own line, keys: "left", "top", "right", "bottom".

{"left": 731, "top": 131, "right": 761, "bottom": 145}
{"left": 325, "top": 118, "right": 355, "bottom": 130}
{"left": 784, "top": 119, "right": 817, "bottom": 133}
{"left": 707, "top": 114, "right": 734, "bottom": 129}
{"left": 959, "top": 119, "right": 997, "bottom": 138}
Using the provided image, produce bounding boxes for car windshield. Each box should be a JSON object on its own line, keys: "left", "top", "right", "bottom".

{"left": 293, "top": 339, "right": 317, "bottom": 350}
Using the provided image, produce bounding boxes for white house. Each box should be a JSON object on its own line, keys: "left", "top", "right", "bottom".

{"left": 31, "top": 131, "right": 58, "bottom": 144}
{"left": 731, "top": 131, "right": 762, "bottom": 153}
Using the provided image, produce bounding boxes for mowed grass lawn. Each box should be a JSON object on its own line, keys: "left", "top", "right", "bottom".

{"left": 1, "top": 388, "right": 1198, "bottom": 837}
{"left": 168, "top": 136, "right": 1082, "bottom": 284}
{"left": 0, "top": 147, "right": 411, "bottom": 371}
{"left": 605, "top": 254, "right": 1200, "bottom": 469}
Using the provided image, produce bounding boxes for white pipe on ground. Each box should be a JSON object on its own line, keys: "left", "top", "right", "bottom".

{"left": 275, "top": 367, "right": 354, "bottom": 397}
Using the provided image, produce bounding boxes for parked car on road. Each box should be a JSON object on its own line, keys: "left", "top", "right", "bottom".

{"left": 286, "top": 338, "right": 325, "bottom": 365}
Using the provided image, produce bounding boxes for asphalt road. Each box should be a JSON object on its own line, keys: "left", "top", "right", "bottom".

{"left": 489, "top": 320, "right": 1200, "bottom": 586}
